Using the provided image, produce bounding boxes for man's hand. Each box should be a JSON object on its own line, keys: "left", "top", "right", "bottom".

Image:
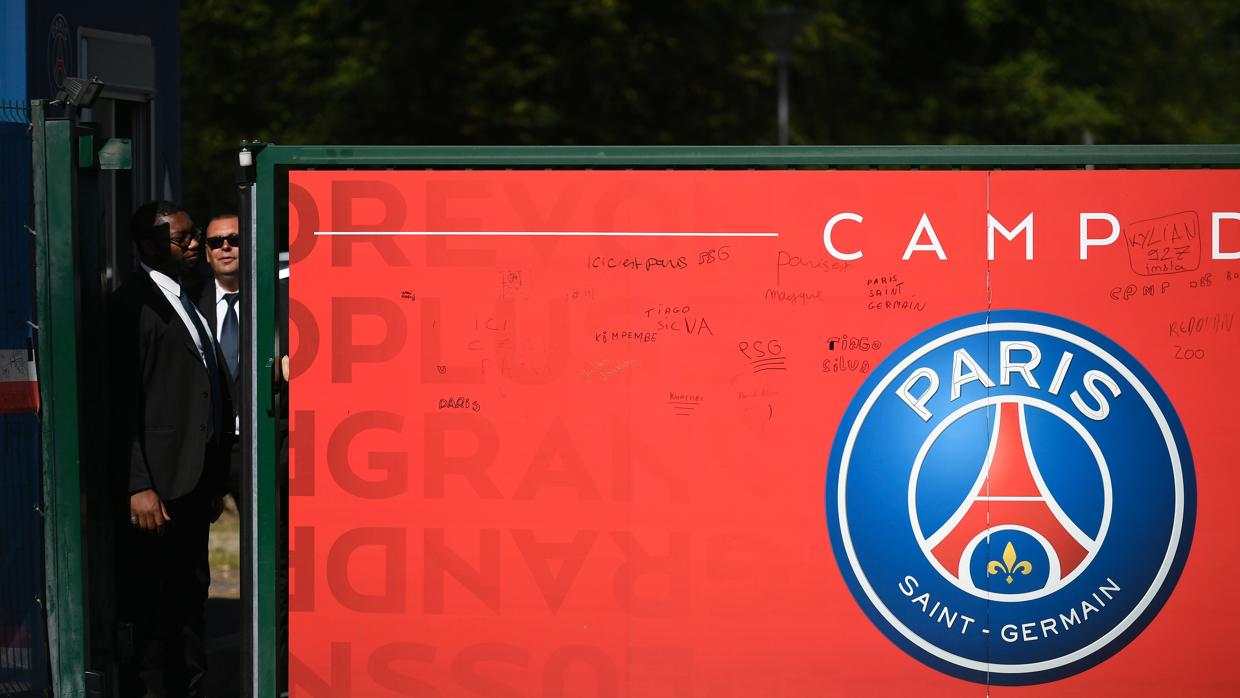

{"left": 130, "top": 489, "right": 172, "bottom": 532}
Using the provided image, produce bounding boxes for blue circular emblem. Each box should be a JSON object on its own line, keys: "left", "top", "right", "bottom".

{"left": 826, "top": 310, "right": 1195, "bottom": 685}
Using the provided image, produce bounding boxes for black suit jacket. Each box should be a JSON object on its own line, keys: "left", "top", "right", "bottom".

{"left": 109, "top": 272, "right": 231, "bottom": 501}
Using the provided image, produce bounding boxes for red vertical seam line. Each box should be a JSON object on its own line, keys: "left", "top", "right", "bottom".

{"left": 984, "top": 168, "right": 993, "bottom": 693}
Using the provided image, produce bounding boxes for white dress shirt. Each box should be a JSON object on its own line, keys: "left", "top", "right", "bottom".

{"left": 213, "top": 279, "right": 242, "bottom": 435}
{"left": 141, "top": 262, "right": 211, "bottom": 370}
{"left": 213, "top": 280, "right": 239, "bottom": 339}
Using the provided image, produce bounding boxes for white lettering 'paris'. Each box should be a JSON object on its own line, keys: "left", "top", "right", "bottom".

{"left": 896, "top": 343, "right": 1120, "bottom": 422}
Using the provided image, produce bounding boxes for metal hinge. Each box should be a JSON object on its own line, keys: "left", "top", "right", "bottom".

{"left": 85, "top": 670, "right": 108, "bottom": 697}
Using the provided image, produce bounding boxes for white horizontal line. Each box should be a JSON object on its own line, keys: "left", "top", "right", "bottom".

{"left": 315, "top": 230, "right": 778, "bottom": 237}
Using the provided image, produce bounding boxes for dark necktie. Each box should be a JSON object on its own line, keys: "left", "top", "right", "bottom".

{"left": 178, "top": 287, "right": 223, "bottom": 439}
{"left": 221, "top": 292, "right": 240, "bottom": 379}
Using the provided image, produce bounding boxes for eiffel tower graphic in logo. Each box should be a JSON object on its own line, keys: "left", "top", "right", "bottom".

{"left": 924, "top": 402, "right": 1099, "bottom": 593}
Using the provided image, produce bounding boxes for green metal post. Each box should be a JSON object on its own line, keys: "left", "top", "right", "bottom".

{"left": 31, "top": 100, "right": 88, "bottom": 697}
{"left": 245, "top": 145, "right": 278, "bottom": 698}
{"left": 251, "top": 143, "right": 1240, "bottom": 168}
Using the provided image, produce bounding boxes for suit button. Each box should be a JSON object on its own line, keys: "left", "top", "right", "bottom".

{"left": 199, "top": 424, "right": 207, "bottom": 431}
{"left": 201, "top": 391, "right": 208, "bottom": 398}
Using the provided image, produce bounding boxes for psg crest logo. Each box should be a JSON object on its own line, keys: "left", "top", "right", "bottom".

{"left": 825, "top": 310, "right": 1195, "bottom": 685}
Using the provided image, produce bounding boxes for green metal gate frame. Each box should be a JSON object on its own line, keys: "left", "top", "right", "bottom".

{"left": 32, "top": 99, "right": 87, "bottom": 698}
{"left": 25, "top": 134, "right": 1240, "bottom": 696}
{"left": 33, "top": 98, "right": 133, "bottom": 698}
{"left": 25, "top": 136, "right": 1240, "bottom": 693}
{"left": 241, "top": 143, "right": 1240, "bottom": 698}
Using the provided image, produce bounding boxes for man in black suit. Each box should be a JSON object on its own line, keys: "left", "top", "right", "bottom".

{"left": 110, "top": 201, "right": 230, "bottom": 698}
{"left": 195, "top": 213, "right": 243, "bottom": 507}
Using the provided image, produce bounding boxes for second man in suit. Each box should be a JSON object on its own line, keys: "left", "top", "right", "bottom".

{"left": 196, "top": 212, "right": 243, "bottom": 507}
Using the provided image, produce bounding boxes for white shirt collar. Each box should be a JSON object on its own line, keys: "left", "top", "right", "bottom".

{"left": 214, "top": 279, "right": 239, "bottom": 305}
{"left": 141, "top": 261, "right": 183, "bottom": 299}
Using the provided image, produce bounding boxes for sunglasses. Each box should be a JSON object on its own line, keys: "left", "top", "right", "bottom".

{"left": 205, "top": 234, "right": 241, "bottom": 250}
{"left": 170, "top": 228, "right": 202, "bottom": 250}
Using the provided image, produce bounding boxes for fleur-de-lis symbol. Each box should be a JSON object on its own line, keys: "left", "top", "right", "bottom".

{"left": 987, "top": 541, "right": 1033, "bottom": 585}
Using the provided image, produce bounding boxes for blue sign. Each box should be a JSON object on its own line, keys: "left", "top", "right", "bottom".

{"left": 826, "top": 310, "right": 1195, "bottom": 684}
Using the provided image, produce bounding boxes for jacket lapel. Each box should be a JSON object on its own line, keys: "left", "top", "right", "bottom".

{"left": 197, "top": 282, "right": 218, "bottom": 340}
{"left": 142, "top": 273, "right": 207, "bottom": 366}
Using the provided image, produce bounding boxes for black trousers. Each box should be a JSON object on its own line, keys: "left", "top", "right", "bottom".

{"left": 118, "top": 486, "right": 213, "bottom": 698}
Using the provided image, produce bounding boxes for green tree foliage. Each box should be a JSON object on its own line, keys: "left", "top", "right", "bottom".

{"left": 793, "top": 0, "right": 1240, "bottom": 145}
{"left": 182, "top": 0, "right": 1240, "bottom": 216}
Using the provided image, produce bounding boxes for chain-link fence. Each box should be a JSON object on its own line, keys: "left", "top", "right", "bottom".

{"left": 0, "top": 103, "right": 49, "bottom": 698}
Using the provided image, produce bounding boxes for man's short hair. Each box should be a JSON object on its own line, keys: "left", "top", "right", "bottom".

{"left": 206, "top": 211, "right": 239, "bottom": 228}
{"left": 131, "top": 200, "right": 186, "bottom": 242}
